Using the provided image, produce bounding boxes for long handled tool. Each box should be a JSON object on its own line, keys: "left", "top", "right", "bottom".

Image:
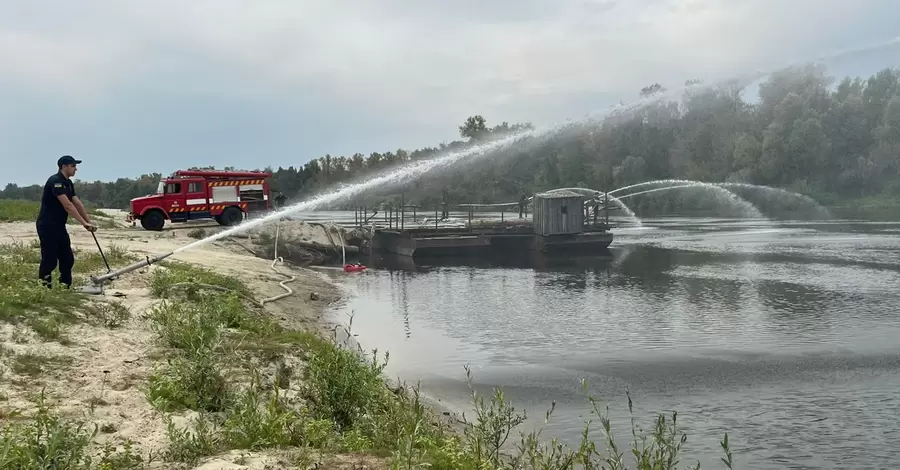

{"left": 76, "top": 250, "right": 175, "bottom": 295}
{"left": 77, "top": 231, "right": 175, "bottom": 295}
{"left": 91, "top": 231, "right": 112, "bottom": 273}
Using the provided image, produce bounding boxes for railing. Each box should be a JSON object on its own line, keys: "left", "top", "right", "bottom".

{"left": 353, "top": 192, "right": 619, "bottom": 232}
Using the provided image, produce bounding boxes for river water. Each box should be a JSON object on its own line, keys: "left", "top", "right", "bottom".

{"left": 322, "top": 216, "right": 900, "bottom": 469}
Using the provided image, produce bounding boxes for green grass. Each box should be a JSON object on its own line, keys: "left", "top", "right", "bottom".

{"left": 149, "top": 260, "right": 250, "bottom": 299}
{"left": 140, "top": 263, "right": 737, "bottom": 469}
{"left": 0, "top": 199, "right": 40, "bottom": 222}
{"left": 0, "top": 240, "right": 137, "bottom": 344}
{"left": 0, "top": 391, "right": 150, "bottom": 469}
{"left": 0, "top": 198, "right": 116, "bottom": 227}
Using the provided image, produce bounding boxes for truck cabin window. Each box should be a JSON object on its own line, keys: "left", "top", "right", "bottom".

{"left": 187, "top": 182, "right": 203, "bottom": 193}
{"left": 165, "top": 183, "right": 182, "bottom": 194}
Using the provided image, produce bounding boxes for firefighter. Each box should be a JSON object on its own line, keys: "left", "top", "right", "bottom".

{"left": 36, "top": 155, "right": 97, "bottom": 289}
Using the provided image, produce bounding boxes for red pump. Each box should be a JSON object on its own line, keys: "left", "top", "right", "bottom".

{"left": 343, "top": 263, "right": 367, "bottom": 273}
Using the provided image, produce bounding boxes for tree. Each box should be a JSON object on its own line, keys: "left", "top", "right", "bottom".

{"left": 5, "top": 64, "right": 900, "bottom": 211}
{"left": 459, "top": 115, "right": 489, "bottom": 140}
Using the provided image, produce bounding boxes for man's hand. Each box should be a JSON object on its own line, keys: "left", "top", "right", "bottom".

{"left": 83, "top": 222, "right": 97, "bottom": 233}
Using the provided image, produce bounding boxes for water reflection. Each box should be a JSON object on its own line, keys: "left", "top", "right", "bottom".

{"left": 367, "top": 250, "right": 615, "bottom": 272}
{"left": 328, "top": 219, "right": 900, "bottom": 469}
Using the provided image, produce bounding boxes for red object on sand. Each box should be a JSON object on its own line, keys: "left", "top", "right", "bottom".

{"left": 343, "top": 264, "right": 367, "bottom": 273}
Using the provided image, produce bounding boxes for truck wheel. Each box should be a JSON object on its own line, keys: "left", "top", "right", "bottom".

{"left": 220, "top": 206, "right": 243, "bottom": 226}
{"left": 214, "top": 215, "right": 224, "bottom": 225}
{"left": 140, "top": 210, "right": 165, "bottom": 231}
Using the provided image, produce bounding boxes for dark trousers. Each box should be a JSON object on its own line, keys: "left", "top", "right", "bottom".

{"left": 37, "top": 224, "right": 74, "bottom": 288}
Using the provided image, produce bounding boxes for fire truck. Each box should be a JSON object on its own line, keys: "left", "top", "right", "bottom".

{"left": 127, "top": 169, "right": 277, "bottom": 231}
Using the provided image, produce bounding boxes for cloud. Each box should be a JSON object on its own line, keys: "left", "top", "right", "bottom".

{"left": 0, "top": 0, "right": 898, "bottom": 184}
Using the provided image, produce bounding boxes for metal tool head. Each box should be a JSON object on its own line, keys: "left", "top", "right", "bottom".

{"left": 75, "top": 282, "right": 105, "bottom": 295}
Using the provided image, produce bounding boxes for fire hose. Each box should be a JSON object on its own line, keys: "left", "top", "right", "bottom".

{"left": 80, "top": 222, "right": 297, "bottom": 306}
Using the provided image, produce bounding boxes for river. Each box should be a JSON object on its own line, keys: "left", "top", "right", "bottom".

{"left": 320, "top": 216, "right": 900, "bottom": 469}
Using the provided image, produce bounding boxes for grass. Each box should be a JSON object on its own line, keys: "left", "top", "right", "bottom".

{"left": 138, "top": 262, "right": 737, "bottom": 469}
{"left": 0, "top": 238, "right": 151, "bottom": 468}
{"left": 0, "top": 391, "right": 150, "bottom": 469}
{"left": 0, "top": 199, "right": 40, "bottom": 222}
{"left": 186, "top": 228, "right": 207, "bottom": 239}
{"left": 149, "top": 260, "right": 250, "bottom": 299}
{"left": 0, "top": 198, "right": 118, "bottom": 228}
{"left": 11, "top": 353, "right": 74, "bottom": 377}
{"left": 0, "top": 240, "right": 138, "bottom": 344}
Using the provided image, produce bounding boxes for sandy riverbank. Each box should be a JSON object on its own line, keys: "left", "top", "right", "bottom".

{"left": 0, "top": 213, "right": 358, "bottom": 468}
{"left": 1, "top": 207, "right": 482, "bottom": 469}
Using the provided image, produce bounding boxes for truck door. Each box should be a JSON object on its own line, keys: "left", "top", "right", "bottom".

{"left": 164, "top": 180, "right": 187, "bottom": 220}
{"left": 185, "top": 179, "right": 209, "bottom": 219}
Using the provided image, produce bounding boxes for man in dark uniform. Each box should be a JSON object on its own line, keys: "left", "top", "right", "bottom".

{"left": 36, "top": 155, "right": 97, "bottom": 288}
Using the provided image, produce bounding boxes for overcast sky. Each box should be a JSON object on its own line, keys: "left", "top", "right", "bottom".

{"left": 1, "top": 0, "right": 898, "bottom": 186}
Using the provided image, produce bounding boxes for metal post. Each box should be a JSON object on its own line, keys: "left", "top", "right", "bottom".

{"left": 435, "top": 206, "right": 438, "bottom": 230}
{"left": 468, "top": 207, "right": 473, "bottom": 232}
{"left": 400, "top": 191, "right": 405, "bottom": 230}
{"left": 605, "top": 192, "right": 610, "bottom": 225}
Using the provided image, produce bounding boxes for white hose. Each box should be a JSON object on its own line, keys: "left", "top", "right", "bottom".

{"left": 260, "top": 220, "right": 296, "bottom": 305}
{"left": 336, "top": 224, "right": 346, "bottom": 266}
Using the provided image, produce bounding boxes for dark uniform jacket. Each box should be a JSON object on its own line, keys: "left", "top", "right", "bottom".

{"left": 37, "top": 172, "right": 77, "bottom": 228}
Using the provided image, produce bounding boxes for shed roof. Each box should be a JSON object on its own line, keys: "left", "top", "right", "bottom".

{"left": 535, "top": 190, "right": 584, "bottom": 199}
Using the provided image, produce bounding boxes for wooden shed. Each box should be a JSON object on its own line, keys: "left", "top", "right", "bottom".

{"left": 532, "top": 190, "right": 585, "bottom": 236}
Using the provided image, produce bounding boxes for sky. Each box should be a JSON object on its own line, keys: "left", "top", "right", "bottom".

{"left": 1, "top": 0, "right": 899, "bottom": 186}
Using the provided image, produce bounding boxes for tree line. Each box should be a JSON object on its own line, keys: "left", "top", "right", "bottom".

{"left": 3, "top": 63, "right": 898, "bottom": 214}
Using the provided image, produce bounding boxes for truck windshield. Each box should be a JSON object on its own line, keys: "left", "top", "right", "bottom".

{"left": 157, "top": 181, "right": 165, "bottom": 194}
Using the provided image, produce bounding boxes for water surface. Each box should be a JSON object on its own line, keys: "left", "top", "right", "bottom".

{"left": 325, "top": 217, "right": 900, "bottom": 469}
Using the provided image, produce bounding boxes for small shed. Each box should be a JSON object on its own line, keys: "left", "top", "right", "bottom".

{"left": 532, "top": 190, "right": 585, "bottom": 236}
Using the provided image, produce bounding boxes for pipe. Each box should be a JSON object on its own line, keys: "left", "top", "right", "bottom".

{"left": 89, "top": 251, "right": 175, "bottom": 286}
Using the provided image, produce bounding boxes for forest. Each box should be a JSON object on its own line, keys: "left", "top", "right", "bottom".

{"left": 2, "top": 63, "right": 899, "bottom": 215}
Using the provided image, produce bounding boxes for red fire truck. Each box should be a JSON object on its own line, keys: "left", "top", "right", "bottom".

{"left": 127, "top": 169, "right": 276, "bottom": 231}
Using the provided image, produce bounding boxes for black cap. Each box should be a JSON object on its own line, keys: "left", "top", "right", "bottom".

{"left": 58, "top": 155, "right": 82, "bottom": 167}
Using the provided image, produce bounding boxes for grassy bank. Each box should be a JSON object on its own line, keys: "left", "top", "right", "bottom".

{"left": 0, "top": 234, "right": 736, "bottom": 469}
{"left": 0, "top": 198, "right": 116, "bottom": 227}
{"left": 0, "top": 239, "right": 140, "bottom": 467}
{"left": 0, "top": 239, "right": 135, "bottom": 343}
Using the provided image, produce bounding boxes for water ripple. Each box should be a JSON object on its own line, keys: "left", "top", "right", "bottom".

{"left": 328, "top": 218, "right": 900, "bottom": 469}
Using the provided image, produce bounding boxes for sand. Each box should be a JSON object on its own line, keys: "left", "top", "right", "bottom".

{"left": 0, "top": 212, "right": 353, "bottom": 469}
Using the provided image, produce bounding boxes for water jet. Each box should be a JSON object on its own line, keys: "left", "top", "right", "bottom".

{"left": 610, "top": 179, "right": 830, "bottom": 220}
{"left": 115, "top": 37, "right": 894, "bottom": 260}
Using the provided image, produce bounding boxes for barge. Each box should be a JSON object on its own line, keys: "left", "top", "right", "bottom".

{"left": 360, "top": 190, "right": 615, "bottom": 258}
